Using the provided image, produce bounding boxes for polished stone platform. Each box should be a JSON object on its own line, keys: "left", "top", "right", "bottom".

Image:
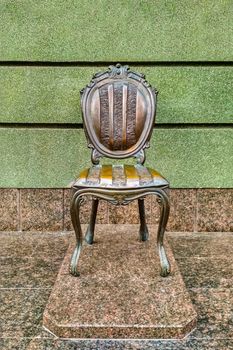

{"left": 43, "top": 225, "right": 197, "bottom": 339}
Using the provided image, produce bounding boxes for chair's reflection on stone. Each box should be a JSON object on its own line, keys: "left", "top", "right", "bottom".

{"left": 70, "top": 63, "right": 170, "bottom": 278}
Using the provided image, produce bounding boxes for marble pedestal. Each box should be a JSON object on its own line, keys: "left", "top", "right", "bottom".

{"left": 43, "top": 225, "right": 197, "bottom": 339}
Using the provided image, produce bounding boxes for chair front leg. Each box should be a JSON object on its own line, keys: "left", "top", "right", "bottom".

{"left": 85, "top": 198, "right": 99, "bottom": 245}
{"left": 70, "top": 190, "right": 83, "bottom": 277}
{"left": 156, "top": 189, "right": 171, "bottom": 277}
{"left": 138, "top": 198, "right": 149, "bottom": 241}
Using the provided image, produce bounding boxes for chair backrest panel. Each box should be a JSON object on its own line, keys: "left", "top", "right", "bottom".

{"left": 89, "top": 80, "right": 149, "bottom": 150}
{"left": 81, "top": 64, "right": 157, "bottom": 163}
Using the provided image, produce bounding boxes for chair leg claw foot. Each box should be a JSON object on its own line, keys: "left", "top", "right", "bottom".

{"left": 69, "top": 264, "right": 80, "bottom": 277}
{"left": 160, "top": 263, "right": 171, "bottom": 277}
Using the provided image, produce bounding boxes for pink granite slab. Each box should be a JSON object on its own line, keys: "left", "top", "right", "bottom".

{"left": 43, "top": 225, "right": 197, "bottom": 339}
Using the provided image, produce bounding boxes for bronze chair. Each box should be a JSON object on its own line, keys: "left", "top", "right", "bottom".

{"left": 70, "top": 63, "right": 170, "bottom": 278}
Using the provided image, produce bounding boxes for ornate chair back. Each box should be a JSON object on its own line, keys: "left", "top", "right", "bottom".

{"left": 80, "top": 64, "right": 157, "bottom": 164}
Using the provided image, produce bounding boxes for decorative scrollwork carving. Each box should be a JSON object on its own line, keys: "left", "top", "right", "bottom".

{"left": 91, "top": 148, "right": 102, "bottom": 165}
{"left": 110, "top": 194, "right": 128, "bottom": 206}
{"left": 134, "top": 149, "right": 146, "bottom": 165}
{"left": 108, "top": 63, "right": 129, "bottom": 78}
{"left": 83, "top": 63, "right": 154, "bottom": 89}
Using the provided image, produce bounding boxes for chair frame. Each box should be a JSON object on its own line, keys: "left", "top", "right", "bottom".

{"left": 70, "top": 64, "right": 171, "bottom": 278}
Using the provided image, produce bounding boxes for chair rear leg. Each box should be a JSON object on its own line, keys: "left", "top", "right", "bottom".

{"left": 85, "top": 198, "right": 99, "bottom": 245}
{"left": 138, "top": 198, "right": 149, "bottom": 241}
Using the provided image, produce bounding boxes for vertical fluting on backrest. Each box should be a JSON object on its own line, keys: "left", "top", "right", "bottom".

{"left": 99, "top": 85, "right": 110, "bottom": 148}
{"left": 113, "top": 82, "right": 123, "bottom": 150}
{"left": 126, "top": 83, "right": 137, "bottom": 149}
{"left": 98, "top": 82, "right": 139, "bottom": 151}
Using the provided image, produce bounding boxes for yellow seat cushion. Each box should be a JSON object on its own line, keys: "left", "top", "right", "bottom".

{"left": 73, "top": 164, "right": 168, "bottom": 189}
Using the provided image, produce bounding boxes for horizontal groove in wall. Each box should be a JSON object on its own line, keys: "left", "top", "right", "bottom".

{"left": 157, "top": 123, "right": 233, "bottom": 129}
{"left": 0, "top": 123, "right": 232, "bottom": 129}
{"left": 0, "top": 123, "right": 84, "bottom": 129}
{"left": 0, "top": 61, "right": 233, "bottom": 67}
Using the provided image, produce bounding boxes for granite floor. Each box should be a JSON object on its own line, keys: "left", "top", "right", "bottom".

{"left": 0, "top": 226, "right": 233, "bottom": 349}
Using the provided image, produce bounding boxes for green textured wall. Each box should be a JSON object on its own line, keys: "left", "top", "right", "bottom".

{"left": 0, "top": 129, "right": 232, "bottom": 188}
{"left": 0, "top": 1, "right": 232, "bottom": 188}
{"left": 1, "top": 0, "right": 233, "bottom": 61}
{"left": 1, "top": 66, "right": 233, "bottom": 124}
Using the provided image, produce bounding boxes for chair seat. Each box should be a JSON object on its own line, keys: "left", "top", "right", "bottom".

{"left": 74, "top": 164, "right": 168, "bottom": 189}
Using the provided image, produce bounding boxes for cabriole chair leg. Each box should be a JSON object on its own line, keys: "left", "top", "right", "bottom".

{"left": 70, "top": 190, "right": 83, "bottom": 277}
{"left": 138, "top": 198, "right": 149, "bottom": 241}
{"left": 156, "top": 189, "right": 171, "bottom": 277}
{"left": 85, "top": 198, "right": 99, "bottom": 245}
